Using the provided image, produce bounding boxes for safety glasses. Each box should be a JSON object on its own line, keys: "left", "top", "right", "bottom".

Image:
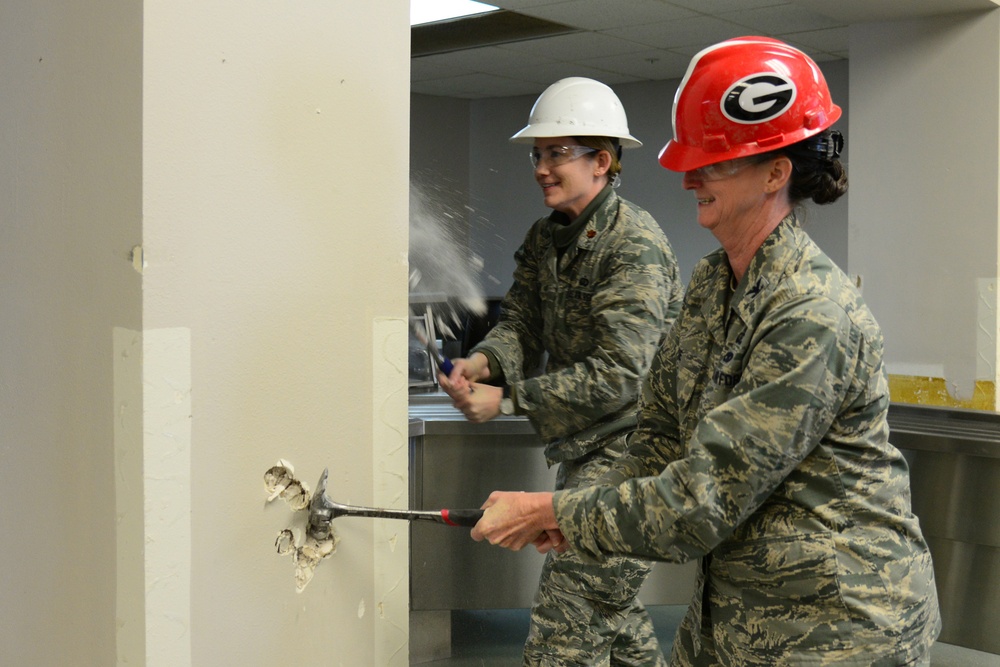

{"left": 530, "top": 145, "right": 598, "bottom": 169}
{"left": 687, "top": 156, "right": 769, "bottom": 181}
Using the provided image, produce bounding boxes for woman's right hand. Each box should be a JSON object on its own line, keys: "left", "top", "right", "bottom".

{"left": 471, "top": 491, "right": 559, "bottom": 552}
{"left": 438, "top": 352, "right": 490, "bottom": 391}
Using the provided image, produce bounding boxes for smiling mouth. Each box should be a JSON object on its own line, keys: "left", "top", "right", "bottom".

{"left": 697, "top": 197, "right": 714, "bottom": 204}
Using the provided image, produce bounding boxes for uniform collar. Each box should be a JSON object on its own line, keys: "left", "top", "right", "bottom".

{"left": 731, "top": 212, "right": 803, "bottom": 318}
{"left": 699, "top": 212, "right": 802, "bottom": 344}
{"left": 547, "top": 184, "right": 615, "bottom": 251}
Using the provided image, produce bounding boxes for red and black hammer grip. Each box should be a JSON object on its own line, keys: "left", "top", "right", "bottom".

{"left": 441, "top": 508, "right": 485, "bottom": 527}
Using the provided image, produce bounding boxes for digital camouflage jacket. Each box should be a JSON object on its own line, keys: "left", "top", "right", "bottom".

{"left": 555, "top": 214, "right": 942, "bottom": 665}
{"left": 473, "top": 188, "right": 683, "bottom": 466}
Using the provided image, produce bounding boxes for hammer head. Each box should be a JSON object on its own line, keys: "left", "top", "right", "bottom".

{"left": 307, "top": 468, "right": 336, "bottom": 540}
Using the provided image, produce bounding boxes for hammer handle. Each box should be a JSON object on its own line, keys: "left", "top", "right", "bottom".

{"left": 440, "top": 508, "right": 484, "bottom": 527}
{"left": 326, "top": 504, "right": 483, "bottom": 526}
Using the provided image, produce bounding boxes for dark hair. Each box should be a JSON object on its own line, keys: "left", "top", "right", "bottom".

{"left": 770, "top": 130, "right": 848, "bottom": 205}
{"left": 574, "top": 136, "right": 623, "bottom": 181}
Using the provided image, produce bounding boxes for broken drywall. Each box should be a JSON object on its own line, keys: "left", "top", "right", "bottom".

{"left": 263, "top": 460, "right": 337, "bottom": 592}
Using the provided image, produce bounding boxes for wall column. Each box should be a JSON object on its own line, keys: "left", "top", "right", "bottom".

{"left": 849, "top": 11, "right": 1000, "bottom": 410}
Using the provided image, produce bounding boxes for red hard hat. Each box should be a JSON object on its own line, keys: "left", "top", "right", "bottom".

{"left": 659, "top": 36, "right": 842, "bottom": 172}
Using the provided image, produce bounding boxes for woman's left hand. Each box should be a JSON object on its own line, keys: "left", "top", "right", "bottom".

{"left": 447, "top": 382, "right": 503, "bottom": 423}
{"left": 533, "top": 529, "right": 569, "bottom": 554}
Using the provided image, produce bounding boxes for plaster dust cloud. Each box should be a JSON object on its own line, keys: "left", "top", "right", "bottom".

{"left": 409, "top": 179, "right": 488, "bottom": 338}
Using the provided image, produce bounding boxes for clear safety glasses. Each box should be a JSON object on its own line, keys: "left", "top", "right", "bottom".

{"left": 530, "top": 145, "right": 598, "bottom": 169}
{"left": 687, "top": 155, "right": 769, "bottom": 181}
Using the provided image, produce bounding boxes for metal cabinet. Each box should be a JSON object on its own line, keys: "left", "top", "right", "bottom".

{"left": 889, "top": 404, "right": 1000, "bottom": 655}
{"left": 408, "top": 399, "right": 695, "bottom": 611}
{"left": 409, "top": 405, "right": 555, "bottom": 609}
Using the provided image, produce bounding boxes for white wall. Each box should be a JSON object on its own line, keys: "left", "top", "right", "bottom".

{"left": 1, "top": 1, "right": 412, "bottom": 665}
{"left": 850, "top": 11, "right": 1000, "bottom": 406}
{"left": 140, "top": 1, "right": 411, "bottom": 664}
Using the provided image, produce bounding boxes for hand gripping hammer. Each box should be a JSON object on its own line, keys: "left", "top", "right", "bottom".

{"left": 307, "top": 468, "right": 484, "bottom": 540}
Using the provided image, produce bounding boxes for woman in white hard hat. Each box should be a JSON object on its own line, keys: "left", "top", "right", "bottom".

{"left": 439, "top": 77, "right": 684, "bottom": 665}
{"left": 468, "top": 39, "right": 941, "bottom": 666}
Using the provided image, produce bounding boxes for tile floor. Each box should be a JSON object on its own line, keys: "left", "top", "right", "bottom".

{"left": 420, "top": 606, "right": 999, "bottom": 666}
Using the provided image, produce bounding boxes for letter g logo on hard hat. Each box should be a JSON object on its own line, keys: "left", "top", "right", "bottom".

{"left": 722, "top": 74, "right": 797, "bottom": 124}
{"left": 658, "top": 36, "right": 841, "bottom": 172}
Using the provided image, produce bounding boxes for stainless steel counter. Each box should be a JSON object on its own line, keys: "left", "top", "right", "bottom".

{"left": 409, "top": 400, "right": 556, "bottom": 611}
{"left": 887, "top": 404, "right": 1000, "bottom": 655}
{"left": 408, "top": 395, "right": 695, "bottom": 613}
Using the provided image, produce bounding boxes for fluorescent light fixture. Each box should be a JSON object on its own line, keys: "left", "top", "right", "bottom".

{"left": 410, "top": 0, "right": 499, "bottom": 27}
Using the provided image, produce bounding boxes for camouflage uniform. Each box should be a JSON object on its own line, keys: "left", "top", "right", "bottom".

{"left": 555, "top": 214, "right": 942, "bottom": 666}
{"left": 472, "top": 185, "right": 683, "bottom": 666}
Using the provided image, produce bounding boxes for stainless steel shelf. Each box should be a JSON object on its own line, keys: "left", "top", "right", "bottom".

{"left": 889, "top": 403, "right": 1000, "bottom": 458}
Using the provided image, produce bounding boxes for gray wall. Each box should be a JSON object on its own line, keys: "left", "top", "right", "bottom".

{"left": 412, "top": 60, "right": 850, "bottom": 299}
{"left": 850, "top": 14, "right": 999, "bottom": 399}
{"left": 1, "top": 2, "right": 142, "bottom": 663}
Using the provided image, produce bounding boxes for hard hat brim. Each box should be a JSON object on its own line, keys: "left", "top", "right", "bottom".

{"left": 509, "top": 123, "right": 642, "bottom": 149}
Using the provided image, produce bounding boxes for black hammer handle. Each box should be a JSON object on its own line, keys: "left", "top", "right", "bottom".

{"left": 440, "top": 508, "right": 485, "bottom": 527}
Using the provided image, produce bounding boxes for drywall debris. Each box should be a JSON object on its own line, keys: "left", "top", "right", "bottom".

{"left": 264, "top": 459, "right": 310, "bottom": 510}
{"left": 274, "top": 529, "right": 338, "bottom": 593}
{"left": 294, "top": 534, "right": 337, "bottom": 593}
{"left": 265, "top": 461, "right": 336, "bottom": 592}
{"left": 275, "top": 529, "right": 295, "bottom": 555}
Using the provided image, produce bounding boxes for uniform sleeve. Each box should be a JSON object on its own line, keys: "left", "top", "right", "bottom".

{"left": 555, "top": 293, "right": 864, "bottom": 562}
{"left": 475, "top": 217, "right": 682, "bottom": 442}
{"left": 516, "top": 232, "right": 681, "bottom": 440}
{"left": 592, "top": 328, "right": 685, "bottom": 488}
{"left": 471, "top": 224, "right": 547, "bottom": 383}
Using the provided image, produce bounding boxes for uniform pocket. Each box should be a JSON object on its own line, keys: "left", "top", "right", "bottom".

{"left": 714, "top": 532, "right": 855, "bottom": 658}
{"left": 561, "top": 287, "right": 594, "bottom": 342}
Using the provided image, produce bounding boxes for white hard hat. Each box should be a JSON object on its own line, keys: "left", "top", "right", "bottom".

{"left": 510, "top": 77, "right": 642, "bottom": 148}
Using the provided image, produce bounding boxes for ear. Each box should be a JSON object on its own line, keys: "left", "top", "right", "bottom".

{"left": 593, "top": 150, "right": 612, "bottom": 177}
{"left": 764, "top": 156, "right": 793, "bottom": 193}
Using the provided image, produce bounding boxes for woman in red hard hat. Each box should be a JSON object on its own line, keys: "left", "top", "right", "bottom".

{"left": 469, "top": 37, "right": 942, "bottom": 666}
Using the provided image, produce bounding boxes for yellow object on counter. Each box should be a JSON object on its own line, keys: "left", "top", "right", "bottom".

{"left": 889, "top": 375, "right": 996, "bottom": 411}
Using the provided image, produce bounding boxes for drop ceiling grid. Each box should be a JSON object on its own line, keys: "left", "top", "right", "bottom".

{"left": 410, "top": 0, "right": 993, "bottom": 98}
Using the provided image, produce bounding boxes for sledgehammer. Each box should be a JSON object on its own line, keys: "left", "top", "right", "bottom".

{"left": 306, "top": 468, "right": 484, "bottom": 540}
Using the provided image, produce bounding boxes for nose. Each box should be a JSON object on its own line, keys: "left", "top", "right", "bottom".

{"left": 682, "top": 171, "right": 701, "bottom": 189}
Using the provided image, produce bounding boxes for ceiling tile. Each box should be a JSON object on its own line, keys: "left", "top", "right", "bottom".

{"left": 411, "top": 56, "right": 477, "bottom": 82}
{"left": 412, "top": 0, "right": 988, "bottom": 98}
{"left": 423, "top": 45, "right": 558, "bottom": 77}
{"left": 499, "top": 31, "right": 649, "bottom": 61}
{"left": 665, "top": 0, "right": 791, "bottom": 12}
{"left": 779, "top": 26, "right": 850, "bottom": 53}
{"left": 604, "top": 16, "right": 753, "bottom": 50}
{"left": 578, "top": 49, "right": 692, "bottom": 82}
{"left": 509, "top": 60, "right": 643, "bottom": 87}
{"left": 720, "top": 4, "right": 845, "bottom": 34}
{"left": 412, "top": 72, "right": 543, "bottom": 99}
{"left": 793, "top": 0, "right": 1000, "bottom": 23}
{"left": 511, "top": 0, "right": 696, "bottom": 30}
{"left": 491, "top": 0, "right": 569, "bottom": 9}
